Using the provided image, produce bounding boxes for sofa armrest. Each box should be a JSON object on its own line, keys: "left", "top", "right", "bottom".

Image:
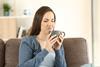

{"left": 0, "top": 39, "right": 5, "bottom": 67}
{"left": 63, "top": 38, "right": 89, "bottom": 67}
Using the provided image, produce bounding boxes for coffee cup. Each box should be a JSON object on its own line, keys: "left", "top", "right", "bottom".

{"left": 50, "top": 30, "right": 65, "bottom": 37}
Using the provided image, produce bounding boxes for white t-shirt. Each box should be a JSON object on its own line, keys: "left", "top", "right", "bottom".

{"left": 39, "top": 51, "right": 55, "bottom": 67}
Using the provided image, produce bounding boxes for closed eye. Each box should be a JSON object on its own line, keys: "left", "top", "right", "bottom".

{"left": 51, "top": 19, "right": 55, "bottom": 22}
{"left": 43, "top": 19, "right": 49, "bottom": 22}
{"left": 43, "top": 18, "right": 55, "bottom": 22}
{"left": 44, "top": 20, "right": 48, "bottom": 22}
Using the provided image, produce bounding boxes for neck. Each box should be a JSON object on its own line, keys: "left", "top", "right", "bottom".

{"left": 37, "top": 32, "right": 48, "bottom": 41}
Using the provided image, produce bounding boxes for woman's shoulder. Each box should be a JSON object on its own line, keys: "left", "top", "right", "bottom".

{"left": 21, "top": 35, "right": 37, "bottom": 46}
{"left": 20, "top": 35, "right": 38, "bottom": 50}
{"left": 21, "top": 35, "right": 36, "bottom": 42}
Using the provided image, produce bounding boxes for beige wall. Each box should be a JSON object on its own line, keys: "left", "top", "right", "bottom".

{"left": 15, "top": 0, "right": 92, "bottom": 63}
{"left": 0, "top": 0, "right": 3, "bottom": 16}
{"left": 93, "top": 0, "right": 100, "bottom": 66}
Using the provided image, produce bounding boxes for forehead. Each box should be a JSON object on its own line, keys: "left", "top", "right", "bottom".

{"left": 43, "top": 11, "right": 54, "bottom": 19}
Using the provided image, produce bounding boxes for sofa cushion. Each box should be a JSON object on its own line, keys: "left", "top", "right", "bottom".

{"left": 5, "top": 39, "right": 21, "bottom": 67}
{"left": 63, "top": 38, "right": 89, "bottom": 67}
{"left": 0, "top": 39, "right": 5, "bottom": 67}
{"left": 3, "top": 38, "right": 89, "bottom": 67}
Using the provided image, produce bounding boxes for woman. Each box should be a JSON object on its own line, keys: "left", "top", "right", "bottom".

{"left": 18, "top": 6, "right": 67, "bottom": 67}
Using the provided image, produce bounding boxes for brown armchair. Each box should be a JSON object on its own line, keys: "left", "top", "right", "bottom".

{"left": 0, "top": 38, "right": 89, "bottom": 67}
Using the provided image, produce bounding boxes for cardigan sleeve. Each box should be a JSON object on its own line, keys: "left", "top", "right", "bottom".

{"left": 54, "top": 45, "right": 67, "bottom": 67}
{"left": 18, "top": 37, "right": 48, "bottom": 67}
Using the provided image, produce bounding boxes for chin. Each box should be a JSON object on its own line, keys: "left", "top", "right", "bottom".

{"left": 47, "top": 31, "right": 51, "bottom": 34}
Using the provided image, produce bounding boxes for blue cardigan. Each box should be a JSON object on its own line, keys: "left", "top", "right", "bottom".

{"left": 18, "top": 36, "right": 67, "bottom": 67}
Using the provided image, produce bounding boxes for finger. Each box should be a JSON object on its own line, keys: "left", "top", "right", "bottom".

{"left": 58, "top": 35, "right": 64, "bottom": 42}
{"left": 48, "top": 32, "right": 52, "bottom": 38}
{"left": 50, "top": 37, "right": 57, "bottom": 44}
{"left": 51, "top": 39, "right": 57, "bottom": 45}
{"left": 60, "top": 34, "right": 64, "bottom": 38}
{"left": 56, "top": 39, "right": 62, "bottom": 46}
{"left": 49, "top": 35, "right": 57, "bottom": 41}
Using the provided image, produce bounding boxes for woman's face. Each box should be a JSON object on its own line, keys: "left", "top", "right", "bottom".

{"left": 41, "top": 11, "right": 55, "bottom": 35}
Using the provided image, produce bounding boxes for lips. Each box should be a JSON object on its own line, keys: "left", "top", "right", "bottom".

{"left": 48, "top": 28, "right": 53, "bottom": 31}
{"left": 47, "top": 28, "right": 53, "bottom": 34}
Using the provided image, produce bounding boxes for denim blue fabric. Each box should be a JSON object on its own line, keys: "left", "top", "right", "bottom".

{"left": 39, "top": 51, "right": 55, "bottom": 67}
{"left": 18, "top": 36, "right": 67, "bottom": 67}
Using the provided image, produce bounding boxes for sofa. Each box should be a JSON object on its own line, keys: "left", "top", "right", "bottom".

{"left": 0, "top": 38, "right": 89, "bottom": 67}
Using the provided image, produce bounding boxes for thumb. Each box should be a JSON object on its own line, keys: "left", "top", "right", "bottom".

{"left": 48, "top": 31, "right": 52, "bottom": 38}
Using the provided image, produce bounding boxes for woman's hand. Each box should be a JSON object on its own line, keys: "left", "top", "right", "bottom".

{"left": 45, "top": 34, "right": 58, "bottom": 52}
{"left": 53, "top": 34, "right": 64, "bottom": 50}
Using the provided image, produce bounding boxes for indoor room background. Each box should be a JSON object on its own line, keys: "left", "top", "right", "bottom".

{"left": 1, "top": 0, "right": 99, "bottom": 67}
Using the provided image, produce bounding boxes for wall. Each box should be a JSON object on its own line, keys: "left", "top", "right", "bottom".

{"left": 15, "top": 0, "right": 92, "bottom": 63}
{"left": 0, "top": 0, "right": 3, "bottom": 16}
{"left": 93, "top": 0, "right": 100, "bottom": 66}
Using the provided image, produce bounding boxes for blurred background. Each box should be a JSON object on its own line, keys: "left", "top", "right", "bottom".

{"left": 0, "top": 0, "right": 99, "bottom": 67}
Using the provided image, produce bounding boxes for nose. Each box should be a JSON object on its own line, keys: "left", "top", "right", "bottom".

{"left": 48, "top": 21, "right": 53, "bottom": 26}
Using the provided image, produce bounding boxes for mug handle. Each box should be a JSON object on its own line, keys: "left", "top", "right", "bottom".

{"left": 60, "top": 32, "right": 65, "bottom": 37}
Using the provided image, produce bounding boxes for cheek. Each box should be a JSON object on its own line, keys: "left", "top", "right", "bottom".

{"left": 41, "top": 23, "right": 46, "bottom": 29}
{"left": 53, "top": 23, "right": 56, "bottom": 27}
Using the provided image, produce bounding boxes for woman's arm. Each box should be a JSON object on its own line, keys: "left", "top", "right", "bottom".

{"left": 54, "top": 45, "right": 67, "bottom": 67}
{"left": 18, "top": 37, "right": 48, "bottom": 67}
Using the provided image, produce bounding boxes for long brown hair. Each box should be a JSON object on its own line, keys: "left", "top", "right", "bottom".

{"left": 29, "top": 6, "right": 56, "bottom": 36}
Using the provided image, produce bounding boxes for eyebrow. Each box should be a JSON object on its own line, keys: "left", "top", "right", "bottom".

{"left": 43, "top": 18, "right": 54, "bottom": 20}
